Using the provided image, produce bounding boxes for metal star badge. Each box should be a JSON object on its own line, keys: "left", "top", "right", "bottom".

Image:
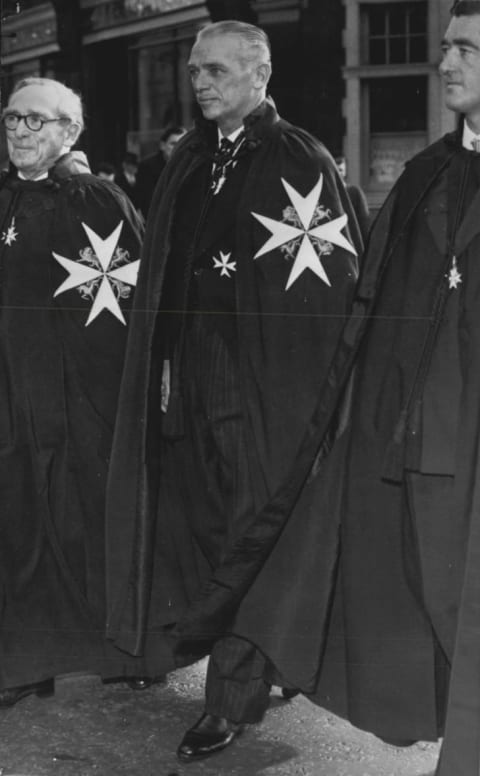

{"left": 2, "top": 217, "right": 18, "bottom": 246}
{"left": 213, "top": 251, "right": 236, "bottom": 277}
{"left": 252, "top": 175, "right": 356, "bottom": 290}
{"left": 447, "top": 256, "right": 462, "bottom": 289}
{"left": 52, "top": 221, "right": 140, "bottom": 326}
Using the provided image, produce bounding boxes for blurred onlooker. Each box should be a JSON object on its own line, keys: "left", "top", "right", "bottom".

{"left": 96, "top": 161, "right": 116, "bottom": 182}
{"left": 115, "top": 151, "right": 140, "bottom": 209}
{"left": 136, "top": 125, "right": 187, "bottom": 218}
{"left": 335, "top": 155, "right": 370, "bottom": 243}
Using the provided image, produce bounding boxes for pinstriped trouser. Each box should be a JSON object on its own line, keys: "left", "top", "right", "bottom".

{"left": 205, "top": 635, "right": 271, "bottom": 723}
{"left": 181, "top": 316, "right": 272, "bottom": 723}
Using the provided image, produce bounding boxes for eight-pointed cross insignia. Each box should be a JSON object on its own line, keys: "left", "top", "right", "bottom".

{"left": 447, "top": 256, "right": 462, "bottom": 290}
{"left": 52, "top": 221, "right": 140, "bottom": 326}
{"left": 213, "top": 251, "right": 236, "bottom": 278}
{"left": 2, "top": 217, "right": 18, "bottom": 246}
{"left": 252, "top": 175, "right": 357, "bottom": 290}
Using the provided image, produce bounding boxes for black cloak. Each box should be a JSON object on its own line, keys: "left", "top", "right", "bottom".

{"left": 0, "top": 151, "right": 155, "bottom": 686}
{"left": 310, "top": 128, "right": 480, "bottom": 776}
{"left": 106, "top": 100, "right": 362, "bottom": 689}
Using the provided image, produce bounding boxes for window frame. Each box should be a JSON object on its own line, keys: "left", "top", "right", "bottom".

{"left": 361, "top": 1, "right": 428, "bottom": 65}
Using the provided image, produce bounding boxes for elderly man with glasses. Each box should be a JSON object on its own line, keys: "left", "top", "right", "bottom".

{"left": 0, "top": 76, "right": 163, "bottom": 707}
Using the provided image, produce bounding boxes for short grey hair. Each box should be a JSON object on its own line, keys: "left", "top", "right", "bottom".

{"left": 196, "top": 20, "right": 271, "bottom": 68}
{"left": 11, "top": 77, "right": 85, "bottom": 132}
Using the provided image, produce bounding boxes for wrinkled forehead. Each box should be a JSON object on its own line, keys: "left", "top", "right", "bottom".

{"left": 189, "top": 33, "right": 246, "bottom": 66}
{"left": 6, "top": 84, "right": 60, "bottom": 116}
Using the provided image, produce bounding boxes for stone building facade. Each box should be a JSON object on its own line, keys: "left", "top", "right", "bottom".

{"left": 0, "top": 0, "right": 457, "bottom": 207}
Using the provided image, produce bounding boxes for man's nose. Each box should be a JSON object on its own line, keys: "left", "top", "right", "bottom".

{"left": 439, "top": 49, "right": 457, "bottom": 74}
{"left": 194, "top": 71, "right": 210, "bottom": 91}
{"left": 13, "top": 117, "right": 31, "bottom": 136}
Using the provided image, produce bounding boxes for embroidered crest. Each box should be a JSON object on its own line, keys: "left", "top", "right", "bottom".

{"left": 252, "top": 175, "right": 357, "bottom": 290}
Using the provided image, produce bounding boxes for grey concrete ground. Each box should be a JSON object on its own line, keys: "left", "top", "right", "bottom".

{"left": 0, "top": 659, "right": 439, "bottom": 776}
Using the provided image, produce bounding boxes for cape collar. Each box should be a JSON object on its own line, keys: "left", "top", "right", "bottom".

{"left": 50, "top": 151, "right": 91, "bottom": 180}
{"left": 444, "top": 124, "right": 469, "bottom": 153}
{"left": 429, "top": 127, "right": 480, "bottom": 258}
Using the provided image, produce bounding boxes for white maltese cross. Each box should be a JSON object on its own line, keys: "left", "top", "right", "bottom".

{"left": 252, "top": 174, "right": 356, "bottom": 290}
{"left": 2, "top": 217, "right": 18, "bottom": 246}
{"left": 52, "top": 221, "right": 140, "bottom": 326}
{"left": 213, "top": 251, "right": 236, "bottom": 277}
{"left": 447, "top": 256, "right": 462, "bottom": 289}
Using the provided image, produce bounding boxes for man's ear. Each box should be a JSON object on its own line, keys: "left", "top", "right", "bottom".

{"left": 254, "top": 62, "right": 272, "bottom": 90}
{"left": 64, "top": 121, "right": 82, "bottom": 149}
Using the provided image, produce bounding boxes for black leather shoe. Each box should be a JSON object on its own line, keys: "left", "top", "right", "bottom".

{"left": 281, "top": 687, "right": 300, "bottom": 700}
{"left": 177, "top": 713, "right": 243, "bottom": 762}
{"left": 0, "top": 679, "right": 54, "bottom": 708}
{"left": 378, "top": 736, "right": 418, "bottom": 747}
{"left": 125, "top": 676, "right": 166, "bottom": 690}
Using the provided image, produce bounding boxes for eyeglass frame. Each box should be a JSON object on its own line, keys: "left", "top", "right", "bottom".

{"left": 1, "top": 112, "right": 71, "bottom": 132}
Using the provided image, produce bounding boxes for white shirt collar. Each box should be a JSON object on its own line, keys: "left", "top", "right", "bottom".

{"left": 18, "top": 170, "right": 49, "bottom": 181}
{"left": 462, "top": 120, "right": 480, "bottom": 150}
{"left": 217, "top": 125, "right": 244, "bottom": 146}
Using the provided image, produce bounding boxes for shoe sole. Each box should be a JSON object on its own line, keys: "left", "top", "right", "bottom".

{"left": 176, "top": 728, "right": 243, "bottom": 762}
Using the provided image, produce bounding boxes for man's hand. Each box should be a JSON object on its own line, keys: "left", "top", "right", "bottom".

{"left": 161, "top": 359, "right": 170, "bottom": 413}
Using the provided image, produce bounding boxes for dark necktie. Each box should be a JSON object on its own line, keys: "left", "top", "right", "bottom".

{"left": 471, "top": 138, "right": 480, "bottom": 153}
{"left": 210, "top": 134, "right": 244, "bottom": 195}
{"left": 218, "top": 136, "right": 234, "bottom": 155}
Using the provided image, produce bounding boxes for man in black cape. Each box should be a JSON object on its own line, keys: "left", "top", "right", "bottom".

{"left": 309, "top": 3, "right": 480, "bottom": 774}
{"left": 0, "top": 76, "right": 163, "bottom": 706}
{"left": 106, "top": 20, "right": 361, "bottom": 762}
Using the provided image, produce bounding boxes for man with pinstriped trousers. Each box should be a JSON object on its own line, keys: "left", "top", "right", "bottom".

{"left": 106, "top": 20, "right": 362, "bottom": 762}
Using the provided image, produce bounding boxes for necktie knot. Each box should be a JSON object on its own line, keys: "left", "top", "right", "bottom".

{"left": 220, "top": 137, "right": 233, "bottom": 153}
{"left": 214, "top": 137, "right": 236, "bottom": 165}
{"left": 471, "top": 138, "right": 480, "bottom": 153}
{"left": 210, "top": 133, "right": 245, "bottom": 194}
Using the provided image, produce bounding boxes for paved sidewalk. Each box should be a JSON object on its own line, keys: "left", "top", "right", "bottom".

{"left": 0, "top": 660, "right": 440, "bottom": 776}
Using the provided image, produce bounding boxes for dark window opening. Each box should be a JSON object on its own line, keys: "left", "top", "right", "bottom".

{"left": 369, "top": 75, "right": 427, "bottom": 132}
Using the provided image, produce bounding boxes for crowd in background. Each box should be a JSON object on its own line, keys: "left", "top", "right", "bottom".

{"left": 95, "top": 124, "right": 187, "bottom": 220}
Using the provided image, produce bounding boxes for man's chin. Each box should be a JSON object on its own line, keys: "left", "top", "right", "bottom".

{"left": 11, "top": 152, "right": 34, "bottom": 168}
{"left": 200, "top": 109, "right": 218, "bottom": 121}
{"left": 443, "top": 88, "right": 466, "bottom": 113}
{"left": 12, "top": 161, "right": 41, "bottom": 179}
{"left": 442, "top": 95, "right": 463, "bottom": 113}
{"left": 198, "top": 101, "right": 220, "bottom": 119}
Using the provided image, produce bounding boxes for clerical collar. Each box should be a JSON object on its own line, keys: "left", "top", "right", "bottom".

{"left": 217, "top": 125, "right": 244, "bottom": 146}
{"left": 462, "top": 121, "right": 480, "bottom": 150}
{"left": 17, "top": 170, "right": 48, "bottom": 181}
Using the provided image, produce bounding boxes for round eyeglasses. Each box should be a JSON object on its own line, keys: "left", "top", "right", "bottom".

{"left": 1, "top": 113, "right": 66, "bottom": 132}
